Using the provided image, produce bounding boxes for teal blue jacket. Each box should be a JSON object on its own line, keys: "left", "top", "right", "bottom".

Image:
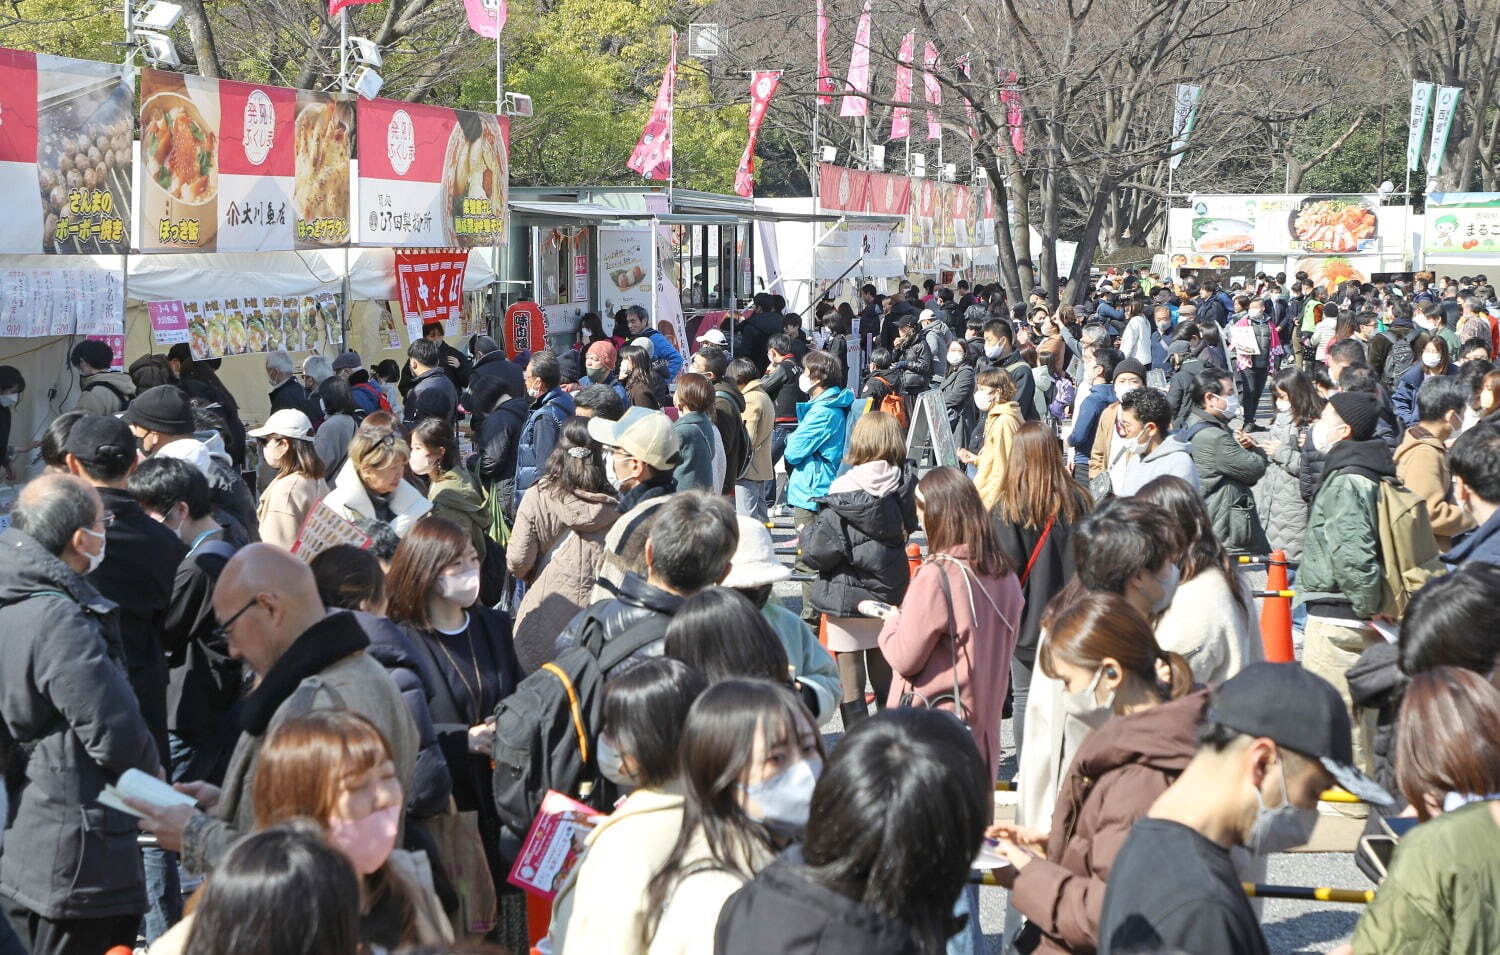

{"left": 784, "top": 388, "right": 855, "bottom": 510}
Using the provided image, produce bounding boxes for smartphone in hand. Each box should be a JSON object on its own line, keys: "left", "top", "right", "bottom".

{"left": 857, "top": 600, "right": 897, "bottom": 620}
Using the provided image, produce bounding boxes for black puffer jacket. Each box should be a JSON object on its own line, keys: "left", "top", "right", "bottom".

{"left": 354, "top": 610, "right": 453, "bottom": 819}
{"left": 1346, "top": 641, "right": 1406, "bottom": 809}
{"left": 716, "top": 847, "right": 917, "bottom": 955}
{"left": 802, "top": 462, "right": 918, "bottom": 614}
{"left": 551, "top": 572, "right": 683, "bottom": 680}
{"left": 762, "top": 357, "right": 805, "bottom": 422}
{"left": 1298, "top": 427, "right": 1329, "bottom": 505}
{"left": 475, "top": 395, "right": 529, "bottom": 516}
{"left": 714, "top": 381, "right": 750, "bottom": 493}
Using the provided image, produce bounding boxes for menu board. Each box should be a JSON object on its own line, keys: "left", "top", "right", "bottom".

{"left": 138, "top": 69, "right": 352, "bottom": 252}
{"left": 1188, "top": 194, "right": 1381, "bottom": 256}
{"left": 1426, "top": 193, "right": 1500, "bottom": 255}
{"left": 356, "top": 99, "right": 509, "bottom": 248}
{"left": 182, "top": 292, "right": 341, "bottom": 359}
{"left": 0, "top": 269, "right": 122, "bottom": 338}
{"left": 0, "top": 48, "right": 132, "bottom": 254}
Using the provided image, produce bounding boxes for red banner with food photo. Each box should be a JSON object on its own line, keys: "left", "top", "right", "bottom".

{"left": 0, "top": 47, "right": 131, "bottom": 255}
{"left": 357, "top": 98, "right": 509, "bottom": 248}
{"left": 395, "top": 250, "right": 467, "bottom": 338}
{"left": 139, "top": 69, "right": 350, "bottom": 252}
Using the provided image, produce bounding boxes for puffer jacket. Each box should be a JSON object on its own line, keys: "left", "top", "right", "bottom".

{"left": 507, "top": 485, "right": 620, "bottom": 673}
{"left": 475, "top": 394, "right": 529, "bottom": 518}
{"left": 1297, "top": 437, "right": 1392, "bottom": 621}
{"left": 801, "top": 461, "right": 918, "bottom": 614}
{"left": 1011, "top": 691, "right": 1209, "bottom": 955}
{"left": 784, "top": 387, "right": 856, "bottom": 511}
{"left": 1298, "top": 426, "right": 1330, "bottom": 505}
{"left": 1346, "top": 641, "right": 1405, "bottom": 805}
{"left": 1252, "top": 412, "right": 1312, "bottom": 562}
{"left": 514, "top": 387, "right": 577, "bottom": 506}
{"left": 1184, "top": 409, "right": 1269, "bottom": 555}
{"left": 0, "top": 528, "right": 161, "bottom": 920}
{"left": 552, "top": 572, "right": 682, "bottom": 680}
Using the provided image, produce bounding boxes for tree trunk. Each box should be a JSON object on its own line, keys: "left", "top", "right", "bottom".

{"left": 179, "top": 0, "right": 222, "bottom": 78}
{"left": 1067, "top": 179, "right": 1117, "bottom": 303}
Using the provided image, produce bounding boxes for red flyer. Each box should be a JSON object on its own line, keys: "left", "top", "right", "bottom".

{"left": 506, "top": 790, "right": 601, "bottom": 900}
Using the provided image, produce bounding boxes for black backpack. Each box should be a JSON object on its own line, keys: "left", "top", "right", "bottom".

{"left": 1381, "top": 328, "right": 1418, "bottom": 389}
{"left": 490, "top": 609, "right": 662, "bottom": 857}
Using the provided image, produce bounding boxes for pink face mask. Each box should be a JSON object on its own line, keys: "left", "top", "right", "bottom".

{"left": 327, "top": 804, "right": 400, "bottom": 875}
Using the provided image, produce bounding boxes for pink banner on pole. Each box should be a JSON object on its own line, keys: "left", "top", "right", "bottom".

{"left": 815, "top": 0, "right": 834, "bottom": 105}
{"left": 328, "top": 0, "right": 379, "bottom": 17}
{"left": 462, "top": 0, "right": 506, "bottom": 38}
{"left": 1001, "top": 70, "right": 1025, "bottom": 155}
{"left": 922, "top": 41, "right": 941, "bottom": 140}
{"left": 889, "top": 31, "right": 914, "bottom": 140}
{"left": 958, "top": 54, "right": 976, "bottom": 137}
{"left": 627, "top": 34, "right": 676, "bottom": 181}
{"left": 839, "top": 0, "right": 872, "bottom": 118}
{"left": 734, "top": 71, "right": 782, "bottom": 197}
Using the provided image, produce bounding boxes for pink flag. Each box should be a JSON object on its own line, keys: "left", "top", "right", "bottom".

{"left": 958, "top": 54, "right": 976, "bottom": 135}
{"left": 1000, "top": 69, "right": 1025, "bottom": 155}
{"left": 839, "top": 0, "right": 872, "bottom": 118}
{"left": 328, "top": 0, "right": 379, "bottom": 16}
{"left": 627, "top": 34, "right": 677, "bottom": 181}
{"left": 462, "top": 0, "right": 506, "bottom": 38}
{"left": 922, "top": 41, "right": 941, "bottom": 140}
{"left": 735, "top": 71, "right": 783, "bottom": 197}
{"left": 815, "top": 0, "right": 834, "bottom": 105}
{"left": 889, "top": 31, "right": 915, "bottom": 140}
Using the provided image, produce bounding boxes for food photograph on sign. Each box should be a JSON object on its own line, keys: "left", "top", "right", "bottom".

{"left": 37, "top": 62, "right": 133, "bottom": 254}
{"left": 1293, "top": 255, "right": 1374, "bottom": 287}
{"left": 443, "top": 112, "right": 507, "bottom": 247}
{"left": 1287, "top": 196, "right": 1378, "bottom": 253}
{"left": 293, "top": 92, "right": 353, "bottom": 247}
{"left": 140, "top": 70, "right": 220, "bottom": 249}
{"left": 1191, "top": 197, "right": 1258, "bottom": 253}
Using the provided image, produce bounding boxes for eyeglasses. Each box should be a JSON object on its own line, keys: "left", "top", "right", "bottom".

{"left": 211, "top": 597, "right": 260, "bottom": 643}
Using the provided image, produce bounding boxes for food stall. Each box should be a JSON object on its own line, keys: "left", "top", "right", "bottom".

{"left": 1420, "top": 193, "right": 1500, "bottom": 282}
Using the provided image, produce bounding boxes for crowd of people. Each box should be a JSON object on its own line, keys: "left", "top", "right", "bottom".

{"left": 0, "top": 269, "right": 1498, "bottom": 955}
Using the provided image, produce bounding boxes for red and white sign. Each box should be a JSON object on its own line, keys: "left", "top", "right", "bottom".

{"left": 395, "top": 250, "right": 467, "bottom": 342}
{"left": 148, "top": 300, "right": 189, "bottom": 346}
{"left": 506, "top": 790, "right": 599, "bottom": 900}
{"left": 627, "top": 33, "right": 676, "bottom": 181}
{"left": 503, "top": 301, "right": 548, "bottom": 358}
{"left": 890, "top": 32, "right": 915, "bottom": 141}
{"left": 815, "top": 0, "right": 834, "bottom": 105}
{"left": 817, "top": 164, "right": 870, "bottom": 212}
{"left": 734, "top": 71, "right": 781, "bottom": 198}
{"left": 357, "top": 99, "right": 509, "bottom": 247}
{"left": 1001, "top": 71, "right": 1025, "bottom": 156}
{"left": 463, "top": 0, "right": 506, "bottom": 38}
{"left": 922, "top": 42, "right": 942, "bottom": 141}
{"left": 839, "top": 0, "right": 873, "bottom": 118}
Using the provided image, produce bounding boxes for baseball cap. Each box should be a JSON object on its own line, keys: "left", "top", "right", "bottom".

{"left": 62, "top": 414, "right": 136, "bottom": 464}
{"left": 1207, "top": 663, "right": 1391, "bottom": 806}
{"left": 248, "top": 408, "right": 315, "bottom": 441}
{"left": 722, "top": 515, "right": 791, "bottom": 588}
{"left": 586, "top": 406, "right": 680, "bottom": 471}
{"left": 121, "top": 385, "right": 194, "bottom": 435}
{"left": 697, "top": 328, "right": 729, "bottom": 347}
{"left": 331, "top": 350, "right": 362, "bottom": 372}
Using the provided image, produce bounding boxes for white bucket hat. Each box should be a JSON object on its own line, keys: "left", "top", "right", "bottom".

{"left": 722, "top": 515, "right": 791, "bottom": 588}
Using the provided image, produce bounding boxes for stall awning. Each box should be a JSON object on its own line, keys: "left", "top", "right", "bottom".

{"left": 508, "top": 201, "right": 653, "bottom": 222}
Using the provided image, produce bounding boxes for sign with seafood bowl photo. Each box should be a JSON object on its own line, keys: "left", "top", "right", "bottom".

{"left": 0, "top": 48, "right": 132, "bottom": 254}
{"left": 1188, "top": 193, "right": 1381, "bottom": 257}
{"left": 356, "top": 98, "right": 509, "bottom": 248}
{"left": 138, "top": 69, "right": 352, "bottom": 252}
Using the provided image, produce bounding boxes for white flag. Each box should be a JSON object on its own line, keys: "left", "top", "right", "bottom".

{"left": 1427, "top": 85, "right": 1463, "bottom": 178}
{"left": 1170, "top": 84, "right": 1201, "bottom": 171}
{"left": 1407, "top": 81, "right": 1434, "bottom": 172}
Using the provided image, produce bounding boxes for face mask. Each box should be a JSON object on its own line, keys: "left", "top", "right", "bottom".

{"left": 1157, "top": 322, "right": 1173, "bottom": 334}
{"left": 80, "top": 525, "right": 106, "bottom": 573}
{"left": 742, "top": 757, "right": 821, "bottom": 836}
{"left": 1246, "top": 760, "right": 1319, "bottom": 854}
{"left": 1218, "top": 393, "right": 1241, "bottom": 419}
{"left": 1115, "top": 382, "right": 1139, "bottom": 400}
{"left": 1135, "top": 427, "right": 1155, "bottom": 453}
{"left": 948, "top": 351, "right": 965, "bottom": 366}
{"left": 586, "top": 363, "right": 605, "bottom": 377}
{"left": 973, "top": 389, "right": 995, "bottom": 411}
{"left": 1249, "top": 310, "right": 1264, "bottom": 320}
{"left": 597, "top": 736, "right": 635, "bottom": 787}
{"left": 1275, "top": 398, "right": 1291, "bottom": 415}
{"left": 1152, "top": 563, "right": 1180, "bottom": 614}
{"left": 604, "top": 454, "right": 624, "bottom": 492}
{"left": 798, "top": 373, "right": 815, "bottom": 394}
{"left": 984, "top": 343, "right": 1003, "bottom": 359}
{"left": 1310, "top": 419, "right": 1343, "bottom": 453}
{"left": 619, "top": 362, "right": 633, "bottom": 377}
{"left": 261, "top": 439, "right": 285, "bottom": 469}
{"left": 409, "top": 447, "right": 433, "bottom": 476}
{"left": 327, "top": 804, "right": 400, "bottom": 875}
{"left": 437, "top": 568, "right": 481, "bottom": 608}
{"left": 0, "top": 393, "right": 17, "bottom": 408}
{"left": 1422, "top": 351, "right": 1442, "bottom": 368}
{"left": 1061, "top": 667, "right": 1115, "bottom": 729}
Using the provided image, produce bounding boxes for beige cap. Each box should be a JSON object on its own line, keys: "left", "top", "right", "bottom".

{"left": 248, "top": 408, "right": 315, "bottom": 440}
{"left": 586, "top": 406, "right": 680, "bottom": 471}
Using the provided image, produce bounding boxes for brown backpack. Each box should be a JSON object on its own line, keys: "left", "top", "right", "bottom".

{"left": 873, "top": 376, "right": 908, "bottom": 428}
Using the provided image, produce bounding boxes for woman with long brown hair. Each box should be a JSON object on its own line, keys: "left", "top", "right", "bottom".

{"left": 991, "top": 422, "right": 1092, "bottom": 764}
{"left": 249, "top": 408, "right": 328, "bottom": 549}
{"left": 876, "top": 466, "right": 1022, "bottom": 791}
{"left": 386, "top": 516, "right": 522, "bottom": 892}
{"left": 986, "top": 593, "right": 1199, "bottom": 955}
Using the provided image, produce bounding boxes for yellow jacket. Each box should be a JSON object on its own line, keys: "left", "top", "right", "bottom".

{"left": 976, "top": 401, "right": 1024, "bottom": 509}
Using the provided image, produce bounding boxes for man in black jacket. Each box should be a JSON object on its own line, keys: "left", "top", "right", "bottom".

{"left": 404, "top": 338, "right": 459, "bottom": 426}
{"left": 468, "top": 375, "right": 529, "bottom": 520}
{"left": 760, "top": 334, "right": 806, "bottom": 513}
{"left": 692, "top": 346, "right": 750, "bottom": 494}
{"left": 892, "top": 315, "right": 933, "bottom": 397}
{"left": 0, "top": 474, "right": 161, "bottom": 955}
{"left": 265, "top": 351, "right": 320, "bottom": 426}
{"left": 399, "top": 322, "right": 472, "bottom": 395}
{"left": 982, "top": 318, "right": 1038, "bottom": 420}
{"left": 467, "top": 333, "right": 526, "bottom": 399}
{"left": 553, "top": 491, "right": 737, "bottom": 678}
{"left": 737, "top": 293, "right": 784, "bottom": 375}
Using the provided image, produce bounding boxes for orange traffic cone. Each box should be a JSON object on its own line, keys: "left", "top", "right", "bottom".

{"left": 906, "top": 542, "right": 922, "bottom": 577}
{"left": 1259, "top": 549, "right": 1295, "bottom": 662}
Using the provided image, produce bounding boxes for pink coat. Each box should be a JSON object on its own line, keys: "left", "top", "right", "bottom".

{"left": 879, "top": 547, "right": 1022, "bottom": 784}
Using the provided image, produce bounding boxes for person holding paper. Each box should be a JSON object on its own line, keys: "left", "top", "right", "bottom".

{"left": 0, "top": 474, "right": 161, "bottom": 955}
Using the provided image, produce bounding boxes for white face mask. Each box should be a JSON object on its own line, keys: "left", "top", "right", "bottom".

{"left": 80, "top": 525, "right": 107, "bottom": 574}
{"left": 409, "top": 445, "right": 434, "bottom": 476}
{"left": 1135, "top": 426, "right": 1155, "bottom": 453}
{"left": 798, "top": 373, "right": 816, "bottom": 394}
{"left": 1217, "top": 392, "right": 1241, "bottom": 419}
{"left": 1422, "top": 351, "right": 1442, "bottom": 368}
{"left": 1275, "top": 398, "right": 1291, "bottom": 415}
{"left": 1246, "top": 760, "right": 1319, "bottom": 854}
{"left": 1115, "top": 382, "right": 1139, "bottom": 400}
{"left": 597, "top": 735, "right": 636, "bottom": 787}
{"left": 604, "top": 454, "right": 623, "bottom": 492}
{"left": 437, "top": 567, "right": 481, "bottom": 608}
{"left": 1310, "top": 419, "right": 1344, "bottom": 453}
{"left": 1061, "top": 667, "right": 1115, "bottom": 729}
{"left": 973, "top": 389, "right": 995, "bottom": 411}
{"left": 947, "top": 350, "right": 965, "bottom": 367}
{"left": 1152, "top": 563, "right": 1180, "bottom": 614}
{"left": 0, "top": 393, "right": 18, "bottom": 408}
{"left": 984, "top": 343, "right": 1003, "bottom": 359}
{"left": 742, "top": 757, "right": 822, "bottom": 836}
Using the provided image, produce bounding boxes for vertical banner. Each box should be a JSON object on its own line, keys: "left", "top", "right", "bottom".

{"left": 957, "top": 54, "right": 975, "bottom": 136}
{"left": 463, "top": 0, "right": 506, "bottom": 38}
{"left": 815, "top": 0, "right": 834, "bottom": 105}
{"left": 890, "top": 32, "right": 915, "bottom": 141}
{"left": 627, "top": 33, "right": 676, "bottom": 181}
{"left": 839, "top": 0, "right": 872, "bottom": 118}
{"left": 597, "top": 226, "right": 655, "bottom": 321}
{"left": 394, "top": 249, "right": 467, "bottom": 339}
{"left": 1170, "top": 83, "right": 1201, "bottom": 171}
{"left": 1000, "top": 70, "right": 1025, "bottom": 156}
{"left": 922, "top": 42, "right": 941, "bottom": 140}
{"left": 1426, "top": 85, "right": 1463, "bottom": 178}
{"left": 643, "top": 193, "right": 687, "bottom": 357}
{"left": 734, "top": 71, "right": 782, "bottom": 198}
{"left": 1407, "top": 81, "right": 1434, "bottom": 173}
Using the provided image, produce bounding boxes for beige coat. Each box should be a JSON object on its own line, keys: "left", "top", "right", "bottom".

{"left": 255, "top": 470, "right": 329, "bottom": 549}
{"left": 975, "top": 400, "right": 1024, "bottom": 510}
{"left": 648, "top": 829, "right": 774, "bottom": 955}
{"left": 506, "top": 483, "right": 620, "bottom": 673}
{"left": 739, "top": 379, "right": 776, "bottom": 482}
{"left": 1394, "top": 425, "right": 1474, "bottom": 549}
{"left": 1088, "top": 402, "right": 1120, "bottom": 478}
{"left": 549, "top": 786, "right": 685, "bottom": 955}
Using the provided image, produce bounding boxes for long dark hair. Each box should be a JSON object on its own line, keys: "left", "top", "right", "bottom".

{"left": 799, "top": 710, "right": 988, "bottom": 954}
{"left": 618, "top": 344, "right": 658, "bottom": 394}
{"left": 385, "top": 515, "right": 471, "bottom": 629}
{"left": 992, "top": 422, "right": 1091, "bottom": 528}
{"left": 309, "top": 544, "right": 386, "bottom": 612}
{"left": 540, "top": 417, "right": 610, "bottom": 496}
{"left": 1134, "top": 475, "right": 1249, "bottom": 615}
{"left": 410, "top": 417, "right": 459, "bottom": 478}
{"left": 601, "top": 658, "right": 708, "bottom": 791}
{"left": 664, "top": 587, "right": 792, "bottom": 685}
{"left": 1272, "top": 366, "right": 1322, "bottom": 425}
{"left": 184, "top": 822, "right": 362, "bottom": 955}
{"left": 644, "top": 679, "right": 822, "bottom": 945}
{"left": 917, "top": 467, "right": 1010, "bottom": 578}
{"left": 1039, "top": 592, "right": 1194, "bottom": 704}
